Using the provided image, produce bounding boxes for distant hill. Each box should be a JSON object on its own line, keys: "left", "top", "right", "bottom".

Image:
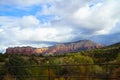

{"left": 83, "top": 42, "right": 120, "bottom": 63}
{"left": 6, "top": 40, "right": 104, "bottom": 55}
{"left": 46, "top": 40, "right": 104, "bottom": 54}
{"left": 108, "top": 42, "right": 120, "bottom": 48}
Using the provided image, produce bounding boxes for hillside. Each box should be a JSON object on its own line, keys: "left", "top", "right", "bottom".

{"left": 6, "top": 40, "right": 104, "bottom": 55}
{"left": 0, "top": 41, "right": 120, "bottom": 80}
{"left": 46, "top": 40, "right": 104, "bottom": 54}
{"left": 82, "top": 42, "right": 120, "bottom": 63}
{"left": 108, "top": 42, "right": 120, "bottom": 48}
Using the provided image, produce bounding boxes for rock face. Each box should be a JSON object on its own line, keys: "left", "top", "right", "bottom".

{"left": 34, "top": 48, "right": 48, "bottom": 55}
{"left": 6, "top": 40, "right": 104, "bottom": 55}
{"left": 6, "top": 47, "right": 34, "bottom": 55}
{"left": 6, "top": 47, "right": 48, "bottom": 55}
{"left": 46, "top": 40, "right": 104, "bottom": 54}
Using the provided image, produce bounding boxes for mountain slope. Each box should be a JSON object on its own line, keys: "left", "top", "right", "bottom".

{"left": 82, "top": 42, "right": 120, "bottom": 63}
{"left": 6, "top": 40, "right": 104, "bottom": 55}
{"left": 46, "top": 40, "right": 104, "bottom": 54}
{"left": 108, "top": 42, "right": 120, "bottom": 48}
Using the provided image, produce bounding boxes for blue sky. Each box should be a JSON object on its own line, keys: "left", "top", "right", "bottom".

{"left": 0, "top": 0, "right": 120, "bottom": 52}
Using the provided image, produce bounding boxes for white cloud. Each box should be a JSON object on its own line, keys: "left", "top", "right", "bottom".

{"left": 37, "top": 0, "right": 119, "bottom": 36}
{"left": 0, "top": 29, "right": 3, "bottom": 32}
{"left": 0, "top": 15, "right": 73, "bottom": 51}
{"left": 20, "top": 16, "right": 40, "bottom": 28}
{"left": 0, "top": 0, "right": 48, "bottom": 7}
{"left": 0, "top": 0, "right": 120, "bottom": 52}
{"left": 73, "top": 6, "right": 91, "bottom": 20}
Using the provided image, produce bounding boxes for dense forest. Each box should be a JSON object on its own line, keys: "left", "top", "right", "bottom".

{"left": 0, "top": 43, "right": 120, "bottom": 80}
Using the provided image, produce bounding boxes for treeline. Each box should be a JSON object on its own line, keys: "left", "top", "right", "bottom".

{"left": 0, "top": 53, "right": 120, "bottom": 80}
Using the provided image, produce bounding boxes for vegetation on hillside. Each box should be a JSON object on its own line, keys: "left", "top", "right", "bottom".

{"left": 0, "top": 42, "right": 120, "bottom": 80}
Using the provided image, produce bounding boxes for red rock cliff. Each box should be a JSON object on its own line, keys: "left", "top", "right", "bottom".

{"left": 6, "top": 40, "right": 104, "bottom": 55}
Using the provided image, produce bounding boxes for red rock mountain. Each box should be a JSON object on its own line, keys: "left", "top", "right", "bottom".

{"left": 46, "top": 40, "right": 104, "bottom": 54}
{"left": 6, "top": 47, "right": 48, "bottom": 55}
{"left": 6, "top": 40, "right": 104, "bottom": 55}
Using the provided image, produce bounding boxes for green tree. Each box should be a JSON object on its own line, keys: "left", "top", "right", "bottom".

{"left": 4, "top": 55, "right": 31, "bottom": 80}
{"left": 0, "top": 53, "right": 7, "bottom": 62}
{"left": 116, "top": 53, "right": 120, "bottom": 63}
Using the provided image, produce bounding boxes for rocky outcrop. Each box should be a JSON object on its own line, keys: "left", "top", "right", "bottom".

{"left": 6, "top": 40, "right": 104, "bottom": 55}
{"left": 34, "top": 48, "right": 48, "bottom": 55}
{"left": 46, "top": 40, "right": 104, "bottom": 54}
{"left": 6, "top": 46, "right": 48, "bottom": 55}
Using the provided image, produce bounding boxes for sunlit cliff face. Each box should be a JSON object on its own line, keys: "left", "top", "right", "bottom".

{"left": 34, "top": 48, "right": 48, "bottom": 54}
{"left": 6, "top": 40, "right": 104, "bottom": 55}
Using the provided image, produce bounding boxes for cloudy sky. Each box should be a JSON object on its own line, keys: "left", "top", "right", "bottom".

{"left": 0, "top": 0, "right": 120, "bottom": 52}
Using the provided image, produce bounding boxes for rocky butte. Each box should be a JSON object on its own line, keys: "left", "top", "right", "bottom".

{"left": 6, "top": 40, "right": 104, "bottom": 55}
{"left": 6, "top": 46, "right": 48, "bottom": 55}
